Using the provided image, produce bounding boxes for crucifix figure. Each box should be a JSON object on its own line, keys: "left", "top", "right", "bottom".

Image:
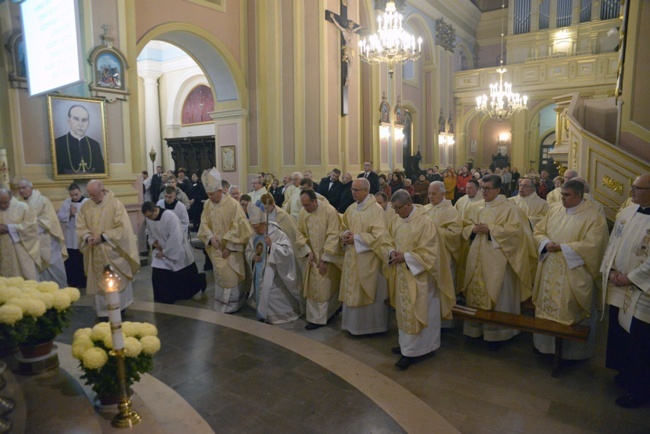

{"left": 326, "top": 1, "right": 361, "bottom": 116}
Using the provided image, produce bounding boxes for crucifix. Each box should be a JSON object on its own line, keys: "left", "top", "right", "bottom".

{"left": 326, "top": 0, "right": 361, "bottom": 116}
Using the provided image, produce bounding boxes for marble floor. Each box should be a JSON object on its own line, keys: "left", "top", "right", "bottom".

{"left": 2, "top": 248, "right": 649, "bottom": 433}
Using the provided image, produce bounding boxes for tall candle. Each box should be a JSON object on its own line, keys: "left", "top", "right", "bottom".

{"left": 105, "top": 279, "right": 125, "bottom": 350}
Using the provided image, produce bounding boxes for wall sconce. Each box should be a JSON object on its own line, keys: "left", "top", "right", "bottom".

{"left": 394, "top": 127, "right": 404, "bottom": 141}
{"left": 438, "top": 109, "right": 455, "bottom": 148}
{"left": 379, "top": 125, "right": 391, "bottom": 140}
{"left": 498, "top": 132, "right": 510, "bottom": 143}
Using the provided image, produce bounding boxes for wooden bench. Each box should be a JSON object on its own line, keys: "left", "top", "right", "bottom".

{"left": 452, "top": 305, "right": 590, "bottom": 377}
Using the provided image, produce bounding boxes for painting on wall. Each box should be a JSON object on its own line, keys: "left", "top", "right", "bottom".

{"left": 182, "top": 85, "right": 215, "bottom": 125}
{"left": 221, "top": 145, "right": 236, "bottom": 172}
{"left": 88, "top": 41, "right": 129, "bottom": 99}
{"left": 47, "top": 95, "right": 109, "bottom": 180}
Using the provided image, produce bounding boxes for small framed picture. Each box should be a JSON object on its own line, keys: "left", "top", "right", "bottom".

{"left": 221, "top": 145, "right": 236, "bottom": 172}
{"left": 6, "top": 31, "right": 28, "bottom": 89}
{"left": 88, "top": 44, "right": 129, "bottom": 97}
{"left": 47, "top": 94, "right": 109, "bottom": 180}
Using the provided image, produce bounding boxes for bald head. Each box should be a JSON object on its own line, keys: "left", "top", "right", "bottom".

{"left": 352, "top": 178, "right": 370, "bottom": 203}
{"left": 0, "top": 188, "right": 11, "bottom": 211}
{"left": 428, "top": 181, "right": 445, "bottom": 205}
{"left": 563, "top": 170, "right": 578, "bottom": 181}
{"left": 631, "top": 173, "right": 650, "bottom": 207}
{"left": 87, "top": 180, "right": 106, "bottom": 204}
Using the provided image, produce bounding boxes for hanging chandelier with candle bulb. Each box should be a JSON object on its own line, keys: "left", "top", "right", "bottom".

{"left": 358, "top": 1, "right": 422, "bottom": 78}
{"left": 475, "top": 1, "right": 528, "bottom": 121}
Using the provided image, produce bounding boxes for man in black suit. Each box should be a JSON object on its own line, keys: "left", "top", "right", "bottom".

{"left": 337, "top": 172, "right": 355, "bottom": 213}
{"left": 54, "top": 105, "right": 105, "bottom": 176}
{"left": 357, "top": 161, "right": 380, "bottom": 194}
{"left": 150, "top": 165, "right": 164, "bottom": 200}
{"left": 318, "top": 168, "right": 343, "bottom": 209}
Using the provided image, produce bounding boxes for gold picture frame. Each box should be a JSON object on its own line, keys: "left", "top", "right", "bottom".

{"left": 47, "top": 94, "right": 109, "bottom": 180}
{"left": 221, "top": 145, "right": 236, "bottom": 172}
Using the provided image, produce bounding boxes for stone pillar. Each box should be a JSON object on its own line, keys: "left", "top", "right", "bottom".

{"left": 591, "top": 0, "right": 601, "bottom": 21}
{"left": 138, "top": 70, "right": 163, "bottom": 172}
{"left": 531, "top": 0, "right": 540, "bottom": 32}
{"left": 549, "top": 0, "right": 558, "bottom": 29}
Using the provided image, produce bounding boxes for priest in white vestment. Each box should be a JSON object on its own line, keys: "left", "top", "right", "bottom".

{"left": 57, "top": 184, "right": 88, "bottom": 288}
{"left": 198, "top": 168, "right": 253, "bottom": 313}
{"left": 462, "top": 175, "right": 537, "bottom": 346}
{"left": 383, "top": 190, "right": 455, "bottom": 370}
{"left": 295, "top": 189, "right": 344, "bottom": 330}
{"left": 601, "top": 173, "right": 650, "bottom": 408}
{"left": 508, "top": 178, "right": 549, "bottom": 229}
{"left": 546, "top": 170, "right": 578, "bottom": 206}
{"left": 282, "top": 172, "right": 302, "bottom": 219}
{"left": 77, "top": 180, "right": 140, "bottom": 316}
{"left": 245, "top": 203, "right": 301, "bottom": 324}
{"left": 532, "top": 180, "right": 608, "bottom": 359}
{"left": 18, "top": 179, "right": 68, "bottom": 287}
{"left": 0, "top": 189, "right": 40, "bottom": 280}
{"left": 142, "top": 202, "right": 206, "bottom": 303}
{"left": 455, "top": 178, "right": 482, "bottom": 219}
{"left": 339, "top": 179, "right": 389, "bottom": 336}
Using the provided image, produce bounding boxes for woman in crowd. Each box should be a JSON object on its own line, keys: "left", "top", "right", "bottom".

{"left": 379, "top": 174, "right": 392, "bottom": 199}
{"left": 442, "top": 169, "right": 456, "bottom": 201}
{"left": 389, "top": 172, "right": 405, "bottom": 194}
{"left": 413, "top": 172, "right": 430, "bottom": 204}
{"left": 187, "top": 171, "right": 207, "bottom": 231}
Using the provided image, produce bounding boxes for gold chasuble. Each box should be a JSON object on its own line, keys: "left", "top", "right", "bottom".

{"left": 508, "top": 192, "right": 549, "bottom": 229}
{"left": 533, "top": 200, "right": 608, "bottom": 324}
{"left": 340, "top": 195, "right": 386, "bottom": 307}
{"left": 22, "top": 189, "right": 68, "bottom": 269}
{"left": 0, "top": 197, "right": 40, "bottom": 279}
{"left": 462, "top": 195, "right": 536, "bottom": 309}
{"left": 296, "top": 201, "right": 343, "bottom": 303}
{"left": 198, "top": 194, "right": 253, "bottom": 289}
{"left": 423, "top": 199, "right": 462, "bottom": 263}
{"left": 76, "top": 190, "right": 140, "bottom": 295}
{"left": 384, "top": 206, "right": 455, "bottom": 334}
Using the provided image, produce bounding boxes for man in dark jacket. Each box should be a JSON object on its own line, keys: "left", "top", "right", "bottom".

{"left": 357, "top": 161, "right": 380, "bottom": 194}
{"left": 319, "top": 168, "right": 343, "bottom": 209}
{"left": 337, "top": 172, "right": 355, "bottom": 213}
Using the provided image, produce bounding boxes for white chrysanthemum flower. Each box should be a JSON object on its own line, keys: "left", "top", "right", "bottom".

{"left": 140, "top": 335, "right": 161, "bottom": 356}
{"left": 124, "top": 337, "right": 142, "bottom": 358}
{"left": 51, "top": 291, "right": 72, "bottom": 311}
{"left": 121, "top": 321, "right": 139, "bottom": 337}
{"left": 0, "top": 304, "right": 23, "bottom": 325}
{"left": 81, "top": 347, "right": 108, "bottom": 370}
{"left": 29, "top": 291, "right": 54, "bottom": 310}
{"left": 5, "top": 277, "right": 24, "bottom": 286}
{"left": 72, "top": 338, "right": 95, "bottom": 360}
{"left": 0, "top": 286, "right": 21, "bottom": 304}
{"left": 61, "top": 287, "right": 81, "bottom": 302}
{"left": 5, "top": 297, "right": 47, "bottom": 317}
{"left": 138, "top": 323, "right": 158, "bottom": 337}
{"left": 22, "top": 280, "right": 39, "bottom": 288}
{"left": 102, "top": 333, "right": 114, "bottom": 350}
{"left": 73, "top": 327, "right": 92, "bottom": 340}
{"left": 91, "top": 322, "right": 111, "bottom": 342}
{"left": 36, "top": 281, "right": 59, "bottom": 293}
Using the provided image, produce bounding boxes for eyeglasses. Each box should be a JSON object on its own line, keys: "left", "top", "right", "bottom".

{"left": 482, "top": 186, "right": 499, "bottom": 191}
{"left": 393, "top": 202, "right": 408, "bottom": 211}
{"left": 631, "top": 185, "right": 650, "bottom": 191}
{"left": 351, "top": 188, "right": 366, "bottom": 192}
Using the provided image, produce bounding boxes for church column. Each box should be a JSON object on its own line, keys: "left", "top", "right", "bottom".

{"left": 138, "top": 70, "right": 163, "bottom": 171}
{"left": 591, "top": 0, "right": 601, "bottom": 21}
{"left": 549, "top": 0, "right": 558, "bottom": 29}
{"left": 210, "top": 108, "right": 249, "bottom": 191}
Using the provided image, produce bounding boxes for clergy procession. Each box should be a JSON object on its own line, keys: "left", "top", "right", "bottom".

{"left": 1, "top": 168, "right": 649, "bottom": 409}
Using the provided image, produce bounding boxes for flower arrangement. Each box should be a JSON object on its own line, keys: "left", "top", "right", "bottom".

{"left": 0, "top": 277, "right": 80, "bottom": 350}
{"left": 72, "top": 321, "right": 161, "bottom": 400}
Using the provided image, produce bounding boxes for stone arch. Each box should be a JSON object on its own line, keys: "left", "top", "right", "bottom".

{"left": 168, "top": 70, "right": 210, "bottom": 127}
{"left": 137, "top": 23, "right": 248, "bottom": 110}
{"left": 454, "top": 41, "right": 474, "bottom": 72}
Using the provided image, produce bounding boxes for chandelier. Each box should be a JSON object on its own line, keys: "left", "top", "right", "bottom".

{"left": 475, "top": 1, "right": 528, "bottom": 121}
{"left": 358, "top": 1, "right": 422, "bottom": 78}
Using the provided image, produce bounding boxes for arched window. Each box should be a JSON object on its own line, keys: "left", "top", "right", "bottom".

{"left": 181, "top": 85, "right": 214, "bottom": 125}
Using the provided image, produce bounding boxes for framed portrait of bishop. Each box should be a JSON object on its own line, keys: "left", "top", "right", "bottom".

{"left": 48, "top": 95, "right": 109, "bottom": 180}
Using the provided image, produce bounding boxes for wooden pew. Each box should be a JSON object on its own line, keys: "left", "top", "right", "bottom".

{"left": 452, "top": 305, "right": 590, "bottom": 377}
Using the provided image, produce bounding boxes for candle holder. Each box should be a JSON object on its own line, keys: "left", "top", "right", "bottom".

{"left": 148, "top": 146, "right": 157, "bottom": 178}
{"left": 100, "top": 265, "right": 141, "bottom": 428}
